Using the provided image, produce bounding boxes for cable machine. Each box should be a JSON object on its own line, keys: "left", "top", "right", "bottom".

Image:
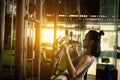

{"left": 23, "top": 0, "right": 43, "bottom": 80}
{"left": 23, "top": 0, "right": 36, "bottom": 79}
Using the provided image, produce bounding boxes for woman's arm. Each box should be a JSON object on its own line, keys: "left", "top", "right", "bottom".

{"left": 64, "top": 44, "right": 76, "bottom": 77}
{"left": 64, "top": 44, "right": 91, "bottom": 78}
{"left": 73, "top": 43, "right": 80, "bottom": 57}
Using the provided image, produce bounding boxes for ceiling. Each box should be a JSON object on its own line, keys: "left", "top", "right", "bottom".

{"left": 43, "top": 0, "right": 120, "bottom": 18}
{"left": 44, "top": 0, "right": 99, "bottom": 15}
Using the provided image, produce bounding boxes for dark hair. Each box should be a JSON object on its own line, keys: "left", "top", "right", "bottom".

{"left": 87, "top": 30, "right": 104, "bottom": 57}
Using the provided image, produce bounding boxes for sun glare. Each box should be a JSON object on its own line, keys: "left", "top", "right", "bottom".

{"left": 41, "top": 28, "right": 66, "bottom": 44}
{"left": 42, "top": 29, "right": 54, "bottom": 43}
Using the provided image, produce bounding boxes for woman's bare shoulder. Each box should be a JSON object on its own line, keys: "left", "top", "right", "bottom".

{"left": 80, "top": 54, "right": 92, "bottom": 64}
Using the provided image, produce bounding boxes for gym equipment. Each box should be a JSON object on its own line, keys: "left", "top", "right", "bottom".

{"left": 96, "top": 64, "right": 118, "bottom": 80}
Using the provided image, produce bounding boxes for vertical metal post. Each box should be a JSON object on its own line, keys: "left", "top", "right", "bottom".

{"left": 38, "top": 0, "right": 42, "bottom": 79}
{"left": 52, "top": 0, "right": 58, "bottom": 75}
{"left": 0, "top": 0, "right": 5, "bottom": 80}
{"left": 10, "top": 0, "right": 14, "bottom": 78}
{"left": 114, "top": 0, "right": 119, "bottom": 68}
{"left": 53, "top": 0, "right": 58, "bottom": 54}
{"left": 52, "top": 0, "right": 57, "bottom": 61}
{"left": 34, "top": 0, "right": 42, "bottom": 79}
{"left": 15, "top": 0, "right": 25, "bottom": 80}
{"left": 23, "top": 20, "right": 28, "bottom": 79}
{"left": 34, "top": 1, "right": 39, "bottom": 79}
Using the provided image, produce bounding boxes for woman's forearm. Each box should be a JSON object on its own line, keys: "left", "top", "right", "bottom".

{"left": 74, "top": 49, "right": 80, "bottom": 57}
{"left": 65, "top": 52, "right": 76, "bottom": 77}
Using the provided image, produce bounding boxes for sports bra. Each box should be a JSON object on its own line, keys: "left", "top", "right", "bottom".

{"left": 72, "top": 56, "right": 94, "bottom": 78}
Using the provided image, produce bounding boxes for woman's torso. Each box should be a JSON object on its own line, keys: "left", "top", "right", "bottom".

{"left": 72, "top": 54, "right": 94, "bottom": 80}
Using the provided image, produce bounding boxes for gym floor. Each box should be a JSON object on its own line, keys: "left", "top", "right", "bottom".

{"left": 87, "top": 74, "right": 95, "bottom": 80}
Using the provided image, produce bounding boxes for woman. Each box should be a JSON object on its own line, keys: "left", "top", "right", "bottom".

{"left": 63, "top": 30, "right": 104, "bottom": 80}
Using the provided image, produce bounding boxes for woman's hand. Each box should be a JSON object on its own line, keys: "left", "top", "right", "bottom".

{"left": 72, "top": 43, "right": 78, "bottom": 51}
{"left": 63, "top": 43, "right": 69, "bottom": 55}
{"left": 72, "top": 43, "right": 80, "bottom": 57}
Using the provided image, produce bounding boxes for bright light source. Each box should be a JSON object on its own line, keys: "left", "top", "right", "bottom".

{"left": 42, "top": 29, "right": 54, "bottom": 43}
{"left": 41, "top": 26, "right": 67, "bottom": 44}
